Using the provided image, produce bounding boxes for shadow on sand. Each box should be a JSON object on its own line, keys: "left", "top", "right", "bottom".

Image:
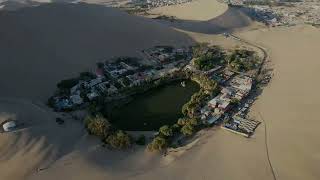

{"left": 0, "top": 2, "right": 194, "bottom": 100}
{"left": 154, "top": 7, "right": 256, "bottom": 34}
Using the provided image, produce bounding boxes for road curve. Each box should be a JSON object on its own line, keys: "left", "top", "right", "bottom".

{"left": 229, "top": 34, "right": 277, "bottom": 180}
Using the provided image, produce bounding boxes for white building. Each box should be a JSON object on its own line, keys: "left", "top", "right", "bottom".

{"left": 70, "top": 94, "right": 83, "bottom": 105}
{"left": 87, "top": 91, "right": 99, "bottom": 100}
{"left": 70, "top": 84, "right": 79, "bottom": 95}
{"left": 229, "top": 75, "right": 252, "bottom": 93}
{"left": 88, "top": 78, "right": 103, "bottom": 87}
{"left": 207, "top": 113, "right": 221, "bottom": 124}
{"left": 107, "top": 85, "right": 118, "bottom": 94}
{"left": 3, "top": 121, "right": 16, "bottom": 132}
{"left": 208, "top": 94, "right": 232, "bottom": 113}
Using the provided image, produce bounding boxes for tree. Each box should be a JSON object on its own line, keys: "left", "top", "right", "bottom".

{"left": 159, "top": 125, "right": 173, "bottom": 137}
{"left": 177, "top": 118, "right": 187, "bottom": 126}
{"left": 172, "top": 123, "right": 180, "bottom": 131}
{"left": 84, "top": 115, "right": 111, "bottom": 138}
{"left": 188, "top": 118, "right": 198, "bottom": 126}
{"left": 191, "top": 74, "right": 218, "bottom": 92}
{"left": 80, "top": 71, "right": 96, "bottom": 80}
{"left": 147, "top": 136, "right": 168, "bottom": 152}
{"left": 182, "top": 103, "right": 189, "bottom": 116}
{"left": 57, "top": 78, "right": 79, "bottom": 90}
{"left": 230, "top": 98, "right": 240, "bottom": 106}
{"left": 192, "top": 43, "right": 209, "bottom": 58}
{"left": 179, "top": 118, "right": 198, "bottom": 136}
{"left": 227, "top": 49, "right": 258, "bottom": 72}
{"left": 181, "top": 123, "right": 194, "bottom": 136}
{"left": 105, "top": 130, "right": 131, "bottom": 149}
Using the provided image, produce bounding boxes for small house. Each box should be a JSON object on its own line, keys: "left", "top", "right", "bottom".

{"left": 3, "top": 121, "right": 16, "bottom": 132}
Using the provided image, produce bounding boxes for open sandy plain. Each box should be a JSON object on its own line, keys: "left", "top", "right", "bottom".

{"left": 238, "top": 25, "right": 320, "bottom": 180}
{"left": 0, "top": 0, "right": 320, "bottom": 180}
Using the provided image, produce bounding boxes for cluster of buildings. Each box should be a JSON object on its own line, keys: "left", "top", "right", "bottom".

{"left": 52, "top": 47, "right": 190, "bottom": 111}
{"left": 185, "top": 49, "right": 260, "bottom": 136}
{"left": 220, "top": 0, "right": 320, "bottom": 26}
{"left": 210, "top": 68, "right": 235, "bottom": 84}
{"left": 52, "top": 42, "right": 263, "bottom": 137}
{"left": 201, "top": 73, "right": 261, "bottom": 137}
{"left": 53, "top": 76, "right": 119, "bottom": 111}
{"left": 244, "top": 6, "right": 282, "bottom": 26}
{"left": 140, "top": 0, "right": 192, "bottom": 9}
{"left": 200, "top": 74, "right": 253, "bottom": 125}
{"left": 106, "top": 0, "right": 193, "bottom": 12}
{"left": 143, "top": 46, "right": 191, "bottom": 65}
{"left": 223, "top": 116, "right": 260, "bottom": 137}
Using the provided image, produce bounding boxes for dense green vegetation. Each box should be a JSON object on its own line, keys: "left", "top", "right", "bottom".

{"left": 147, "top": 136, "right": 168, "bottom": 152}
{"left": 80, "top": 72, "right": 96, "bottom": 80}
{"left": 193, "top": 43, "right": 259, "bottom": 73}
{"left": 153, "top": 15, "right": 177, "bottom": 22}
{"left": 57, "top": 78, "right": 79, "bottom": 90}
{"left": 148, "top": 73, "right": 219, "bottom": 151}
{"left": 192, "top": 44, "right": 225, "bottom": 71}
{"left": 182, "top": 89, "right": 208, "bottom": 118}
{"left": 227, "top": 49, "right": 260, "bottom": 72}
{"left": 159, "top": 125, "right": 174, "bottom": 137}
{"left": 105, "top": 130, "right": 131, "bottom": 149}
{"left": 148, "top": 117, "right": 200, "bottom": 152}
{"left": 191, "top": 74, "right": 219, "bottom": 92}
{"left": 178, "top": 118, "right": 199, "bottom": 136}
{"left": 85, "top": 115, "right": 111, "bottom": 137}
{"left": 84, "top": 115, "right": 132, "bottom": 149}
{"left": 192, "top": 43, "right": 210, "bottom": 58}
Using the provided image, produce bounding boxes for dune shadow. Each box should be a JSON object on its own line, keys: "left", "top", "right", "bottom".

{"left": 155, "top": 7, "right": 256, "bottom": 35}
{"left": 0, "top": 2, "right": 194, "bottom": 100}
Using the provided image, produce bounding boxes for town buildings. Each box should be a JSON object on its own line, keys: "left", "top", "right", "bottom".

{"left": 51, "top": 46, "right": 190, "bottom": 111}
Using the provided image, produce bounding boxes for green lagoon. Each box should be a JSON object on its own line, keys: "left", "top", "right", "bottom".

{"left": 110, "top": 80, "right": 199, "bottom": 131}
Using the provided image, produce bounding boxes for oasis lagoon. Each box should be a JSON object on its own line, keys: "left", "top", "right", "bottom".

{"left": 110, "top": 80, "right": 199, "bottom": 131}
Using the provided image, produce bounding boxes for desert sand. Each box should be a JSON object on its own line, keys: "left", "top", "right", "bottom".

{"left": 1, "top": 0, "right": 320, "bottom": 180}
{"left": 149, "top": 0, "right": 228, "bottom": 21}
{"left": 238, "top": 25, "right": 320, "bottom": 180}
{"left": 0, "top": 2, "right": 194, "bottom": 179}
{"left": 0, "top": 2, "right": 193, "bottom": 100}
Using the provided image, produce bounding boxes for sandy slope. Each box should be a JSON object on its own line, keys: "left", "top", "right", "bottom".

{"left": 0, "top": 3, "right": 193, "bottom": 101}
{"left": 149, "top": 0, "right": 228, "bottom": 21}
{"left": 238, "top": 25, "right": 320, "bottom": 180}
{"left": 0, "top": 2, "right": 194, "bottom": 179}
{"left": 1, "top": 0, "right": 319, "bottom": 180}
{"left": 28, "top": 25, "right": 320, "bottom": 180}
{"left": 0, "top": 99, "right": 85, "bottom": 180}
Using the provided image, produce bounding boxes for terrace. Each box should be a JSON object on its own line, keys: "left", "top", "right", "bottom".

{"left": 223, "top": 116, "right": 260, "bottom": 137}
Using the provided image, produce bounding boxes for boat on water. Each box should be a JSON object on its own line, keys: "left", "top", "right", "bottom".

{"left": 181, "top": 81, "right": 186, "bottom": 87}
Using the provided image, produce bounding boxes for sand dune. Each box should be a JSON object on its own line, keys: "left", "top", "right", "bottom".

{"left": 0, "top": 2, "right": 193, "bottom": 100}
{"left": 149, "top": 0, "right": 228, "bottom": 21}
{"left": 163, "top": 7, "right": 254, "bottom": 34}
{"left": 1, "top": 1, "right": 319, "bottom": 180}
{"left": 0, "top": 99, "right": 84, "bottom": 180}
{"left": 26, "top": 25, "right": 320, "bottom": 180}
{"left": 0, "top": 2, "right": 193, "bottom": 180}
{"left": 238, "top": 25, "right": 320, "bottom": 180}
